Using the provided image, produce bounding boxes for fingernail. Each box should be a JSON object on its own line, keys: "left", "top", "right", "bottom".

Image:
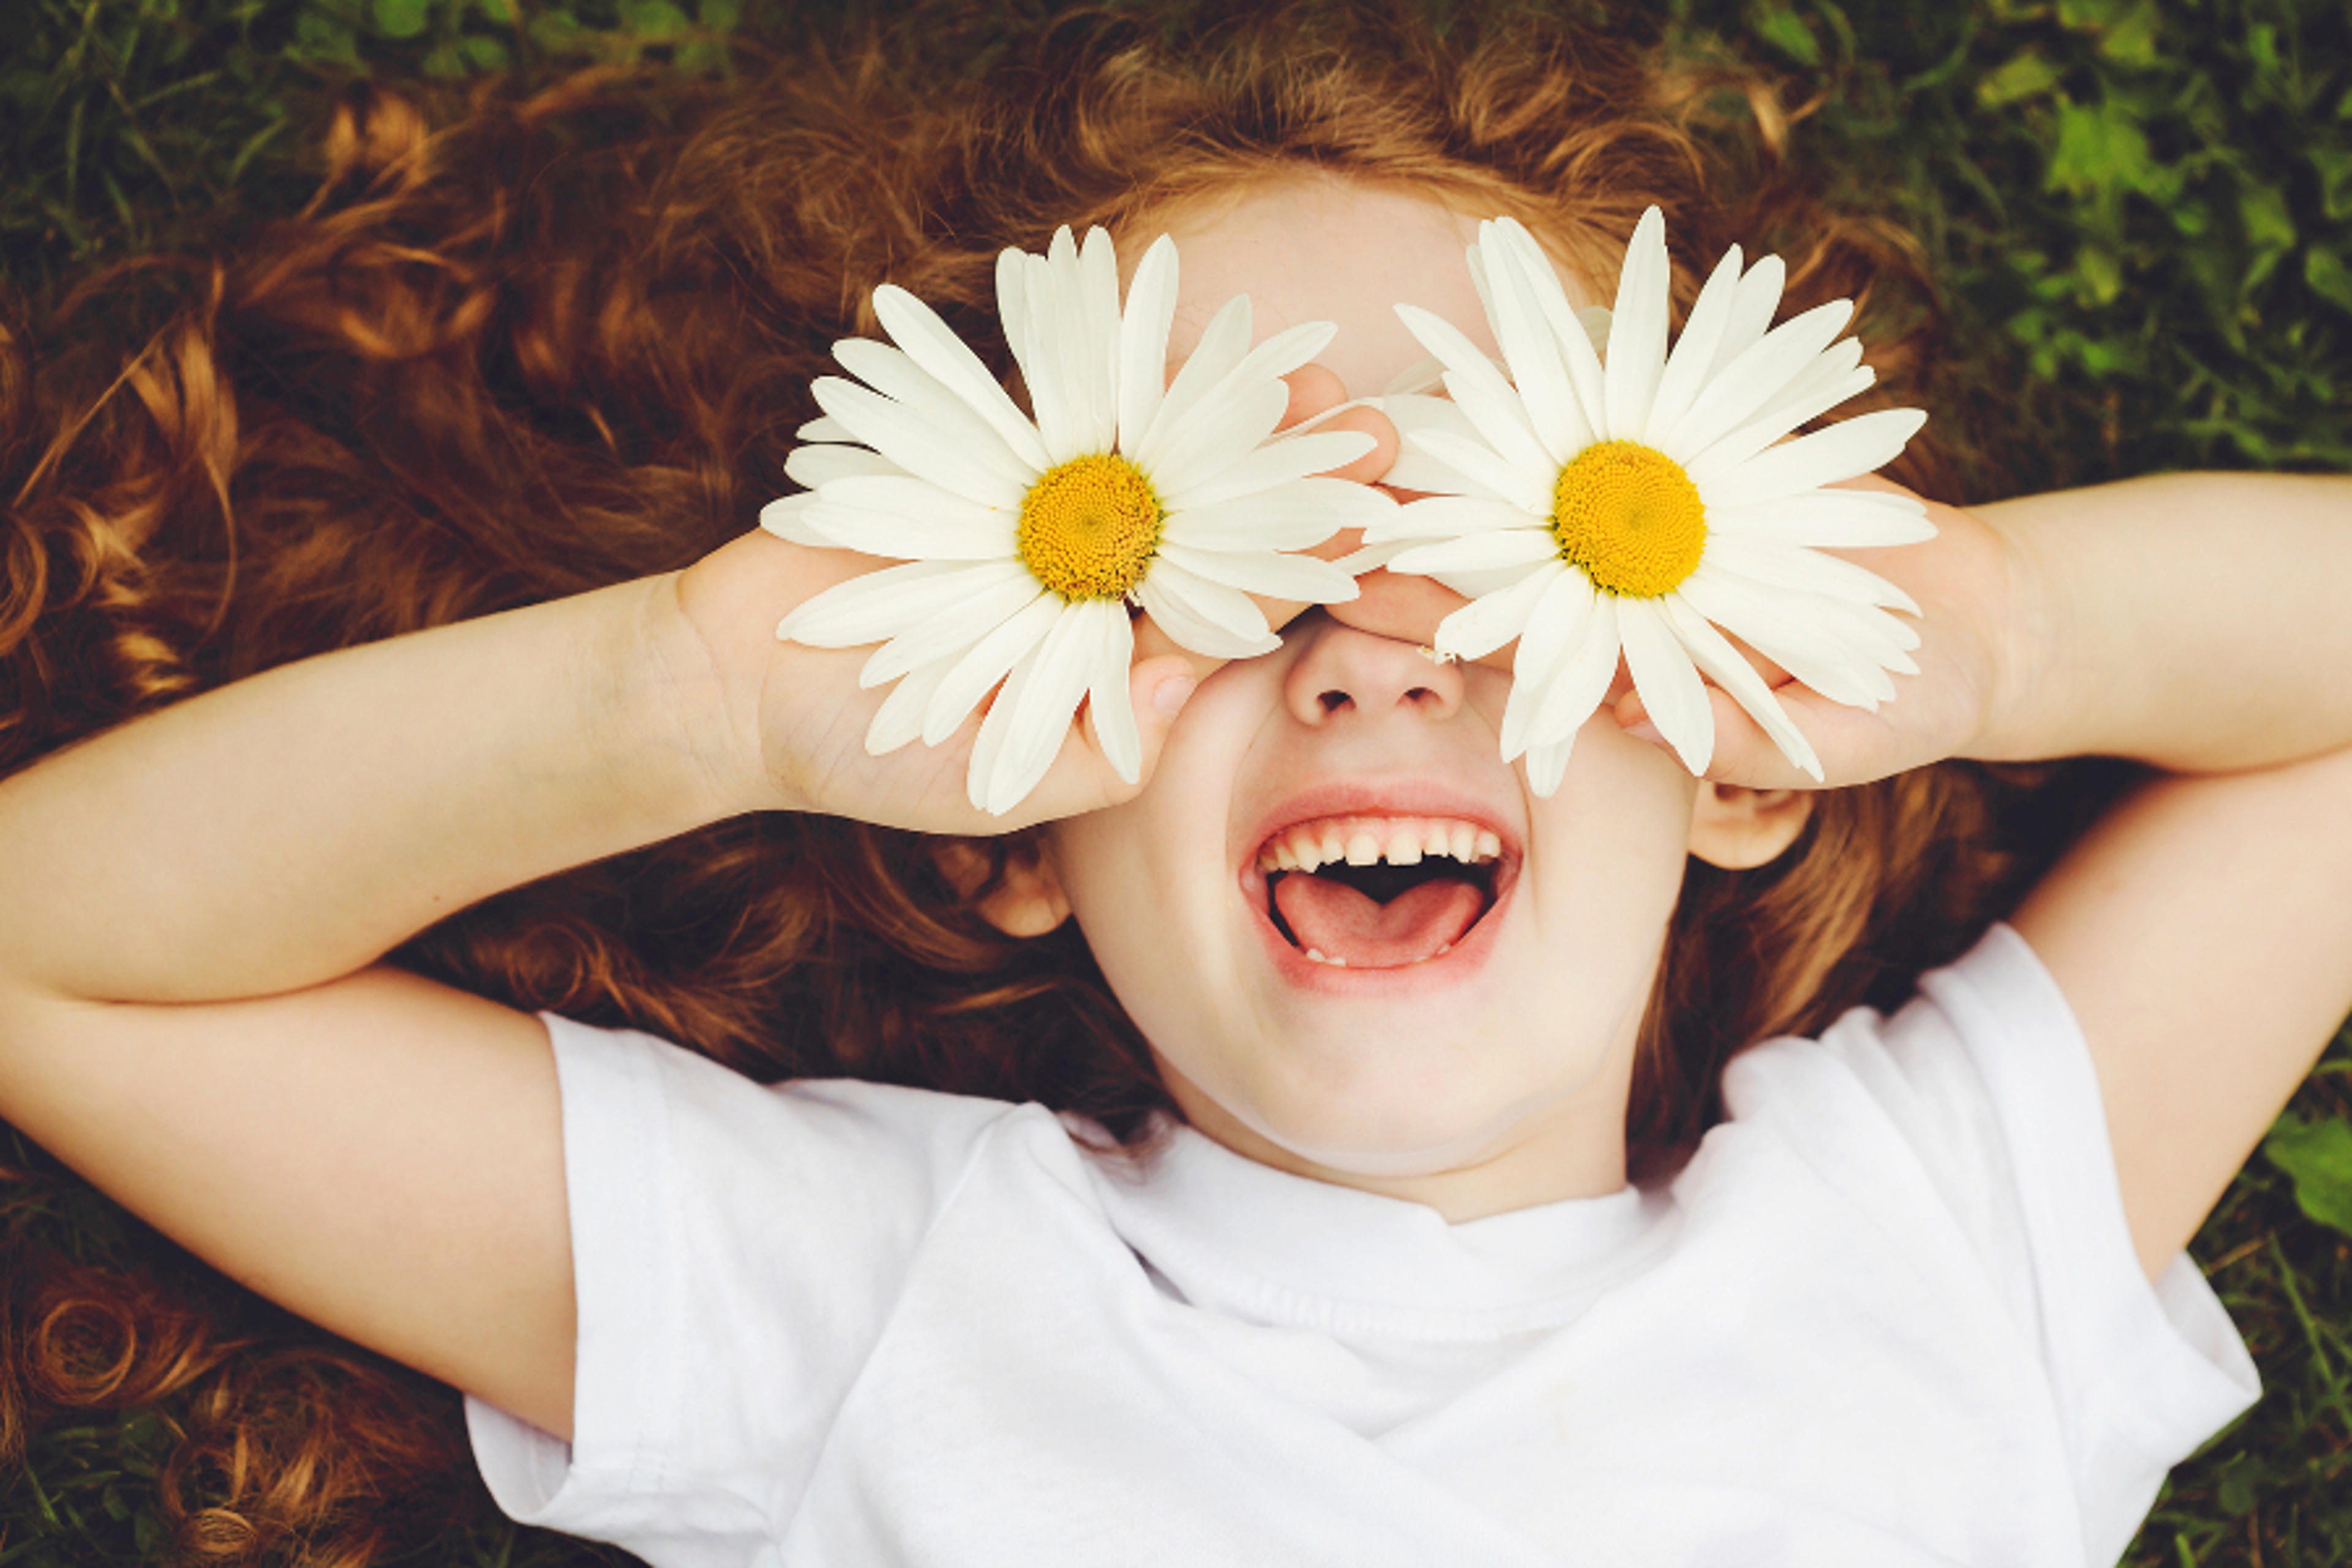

{"left": 1624, "top": 720, "right": 1666, "bottom": 748}
{"left": 1153, "top": 676, "right": 1197, "bottom": 717}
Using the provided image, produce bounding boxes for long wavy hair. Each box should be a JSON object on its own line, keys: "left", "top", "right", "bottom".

{"left": 0, "top": 2, "right": 2041, "bottom": 1558}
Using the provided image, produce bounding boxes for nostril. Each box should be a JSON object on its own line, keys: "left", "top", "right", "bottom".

{"left": 1317, "top": 690, "right": 1352, "bottom": 715}
{"left": 1405, "top": 686, "right": 1436, "bottom": 705}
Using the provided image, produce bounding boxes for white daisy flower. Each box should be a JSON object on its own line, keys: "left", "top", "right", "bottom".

{"left": 763, "top": 225, "right": 1385, "bottom": 815}
{"left": 1365, "top": 208, "right": 1936, "bottom": 795}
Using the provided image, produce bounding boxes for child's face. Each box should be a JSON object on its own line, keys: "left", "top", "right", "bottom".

{"left": 1047, "top": 177, "right": 1705, "bottom": 1215}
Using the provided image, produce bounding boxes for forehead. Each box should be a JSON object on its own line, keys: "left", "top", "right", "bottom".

{"left": 1142, "top": 175, "right": 1510, "bottom": 399}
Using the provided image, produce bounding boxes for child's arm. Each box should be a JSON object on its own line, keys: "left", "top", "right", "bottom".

{"left": 0, "top": 530, "right": 1204, "bottom": 1441}
{"left": 1967, "top": 475, "right": 2352, "bottom": 1278}
{"left": 1716, "top": 472, "right": 2352, "bottom": 1278}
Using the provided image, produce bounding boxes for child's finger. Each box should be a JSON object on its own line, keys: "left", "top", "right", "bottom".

{"left": 1276, "top": 364, "right": 1399, "bottom": 483}
{"left": 1326, "top": 570, "right": 1517, "bottom": 676}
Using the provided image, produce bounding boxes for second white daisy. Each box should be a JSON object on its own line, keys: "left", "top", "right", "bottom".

{"left": 766, "top": 225, "right": 1385, "bottom": 815}
{"left": 1366, "top": 208, "right": 1936, "bottom": 794}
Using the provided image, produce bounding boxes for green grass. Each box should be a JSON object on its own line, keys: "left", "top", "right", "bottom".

{"left": 2, "top": 1, "right": 2350, "bottom": 1563}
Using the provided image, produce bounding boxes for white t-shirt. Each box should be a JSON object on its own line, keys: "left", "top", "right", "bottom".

{"left": 468, "top": 924, "right": 2258, "bottom": 1567}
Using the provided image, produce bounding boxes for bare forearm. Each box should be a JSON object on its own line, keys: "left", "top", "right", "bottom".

{"left": 0, "top": 573, "right": 739, "bottom": 1006}
{"left": 1976, "top": 472, "right": 2352, "bottom": 771}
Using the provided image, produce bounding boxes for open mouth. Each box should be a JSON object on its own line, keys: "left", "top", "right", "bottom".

{"left": 1253, "top": 815, "right": 1508, "bottom": 970}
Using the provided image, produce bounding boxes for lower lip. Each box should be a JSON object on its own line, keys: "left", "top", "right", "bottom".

{"left": 1241, "top": 864, "right": 1516, "bottom": 997}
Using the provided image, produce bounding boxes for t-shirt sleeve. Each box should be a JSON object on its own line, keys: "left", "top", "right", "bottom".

{"left": 1799, "top": 924, "right": 2261, "bottom": 1561}
{"left": 464, "top": 1014, "right": 1023, "bottom": 1567}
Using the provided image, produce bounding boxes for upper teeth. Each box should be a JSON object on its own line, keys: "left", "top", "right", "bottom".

{"left": 1256, "top": 815, "right": 1503, "bottom": 875}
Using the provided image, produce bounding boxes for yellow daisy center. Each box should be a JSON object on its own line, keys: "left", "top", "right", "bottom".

{"left": 1549, "top": 440, "right": 1708, "bottom": 598}
{"left": 1016, "top": 454, "right": 1165, "bottom": 601}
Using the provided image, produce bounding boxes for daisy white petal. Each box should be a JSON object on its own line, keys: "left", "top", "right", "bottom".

{"left": 995, "top": 248, "right": 1030, "bottom": 371}
{"left": 1133, "top": 296, "right": 1253, "bottom": 466}
{"left": 1700, "top": 533, "right": 1920, "bottom": 614}
{"left": 1115, "top": 236, "right": 1180, "bottom": 452}
{"left": 922, "top": 592, "right": 1063, "bottom": 747}
{"left": 1657, "top": 594, "right": 1822, "bottom": 782}
{"left": 799, "top": 500, "right": 1013, "bottom": 562}
{"left": 1742, "top": 336, "right": 1869, "bottom": 446}
{"left": 1479, "top": 221, "right": 1592, "bottom": 462}
{"left": 979, "top": 603, "right": 1104, "bottom": 815}
{"left": 1496, "top": 571, "right": 1599, "bottom": 758}
{"left": 1643, "top": 244, "right": 1745, "bottom": 447}
{"left": 1700, "top": 407, "right": 1929, "bottom": 509}
{"left": 1404, "top": 429, "right": 1551, "bottom": 514}
{"left": 1616, "top": 596, "right": 1714, "bottom": 774}
{"left": 1676, "top": 571, "right": 1898, "bottom": 707}
{"left": 865, "top": 656, "right": 954, "bottom": 756}
{"left": 871, "top": 285, "right": 1052, "bottom": 470}
{"left": 1139, "top": 381, "right": 1289, "bottom": 503}
{"left": 785, "top": 442, "right": 905, "bottom": 491}
{"left": 1376, "top": 494, "right": 1542, "bottom": 543}
{"left": 1525, "top": 739, "right": 1574, "bottom": 797}
{"left": 1382, "top": 356, "right": 1448, "bottom": 396}
{"left": 1430, "top": 565, "right": 1543, "bottom": 602}
{"left": 1685, "top": 364, "right": 1875, "bottom": 486}
{"left": 780, "top": 559, "right": 1023, "bottom": 647}
{"left": 1707, "top": 489, "right": 1937, "bottom": 550}
{"left": 811, "top": 377, "right": 1028, "bottom": 509}
{"left": 1156, "top": 542, "right": 1360, "bottom": 603}
{"left": 1604, "top": 207, "right": 1672, "bottom": 442}
{"left": 820, "top": 474, "right": 1019, "bottom": 537}
{"left": 834, "top": 338, "right": 1039, "bottom": 491}
{"left": 1493, "top": 220, "right": 1610, "bottom": 435}
{"left": 1510, "top": 567, "right": 1600, "bottom": 700}
{"left": 1395, "top": 304, "right": 1555, "bottom": 483}
{"left": 759, "top": 493, "right": 830, "bottom": 547}
{"left": 1135, "top": 571, "right": 1280, "bottom": 660}
{"left": 1086, "top": 601, "right": 1143, "bottom": 785}
{"left": 860, "top": 569, "right": 1050, "bottom": 685}
{"left": 1163, "top": 429, "right": 1374, "bottom": 514}
{"left": 1708, "top": 253, "right": 1787, "bottom": 379}
{"left": 1431, "top": 559, "right": 1561, "bottom": 662}
{"left": 1329, "top": 540, "right": 1417, "bottom": 575}
{"left": 1144, "top": 321, "right": 1343, "bottom": 497}
{"left": 1659, "top": 298, "right": 1855, "bottom": 464}
{"left": 1389, "top": 529, "right": 1561, "bottom": 577}
{"left": 1166, "top": 477, "right": 1393, "bottom": 552}
{"left": 796, "top": 414, "right": 856, "bottom": 443}
{"left": 1513, "top": 592, "right": 1621, "bottom": 768}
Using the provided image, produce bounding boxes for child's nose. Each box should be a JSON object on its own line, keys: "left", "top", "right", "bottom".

{"left": 1281, "top": 617, "right": 1464, "bottom": 728}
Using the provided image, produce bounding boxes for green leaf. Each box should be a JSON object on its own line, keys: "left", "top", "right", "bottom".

{"left": 475, "top": 0, "right": 513, "bottom": 21}
{"left": 2311, "top": 149, "right": 2352, "bottom": 224}
{"left": 2237, "top": 180, "right": 2295, "bottom": 287}
{"left": 2262, "top": 1112, "right": 2352, "bottom": 1239}
{"left": 1978, "top": 51, "right": 2063, "bottom": 110}
{"left": 2305, "top": 247, "right": 2352, "bottom": 317}
{"left": 2073, "top": 242, "right": 2124, "bottom": 304}
{"left": 2047, "top": 97, "right": 2157, "bottom": 200}
{"left": 698, "top": 0, "right": 739, "bottom": 31}
{"left": 2094, "top": 2, "right": 2158, "bottom": 67}
{"left": 618, "top": 0, "right": 691, "bottom": 40}
{"left": 371, "top": 0, "right": 431, "bottom": 40}
{"left": 1745, "top": 0, "right": 1820, "bottom": 67}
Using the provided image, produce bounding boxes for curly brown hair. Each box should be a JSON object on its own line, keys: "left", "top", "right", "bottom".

{"left": 0, "top": 2, "right": 2044, "bottom": 1559}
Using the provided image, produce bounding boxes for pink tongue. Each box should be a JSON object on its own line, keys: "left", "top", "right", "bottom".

{"left": 1272, "top": 873, "right": 1487, "bottom": 968}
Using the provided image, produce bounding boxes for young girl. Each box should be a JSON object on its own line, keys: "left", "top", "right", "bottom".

{"left": 2, "top": 5, "right": 2346, "bottom": 1564}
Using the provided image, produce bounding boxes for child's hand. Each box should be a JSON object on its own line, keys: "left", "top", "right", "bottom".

{"left": 668, "top": 369, "right": 1397, "bottom": 834}
{"left": 1330, "top": 477, "right": 2016, "bottom": 791}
